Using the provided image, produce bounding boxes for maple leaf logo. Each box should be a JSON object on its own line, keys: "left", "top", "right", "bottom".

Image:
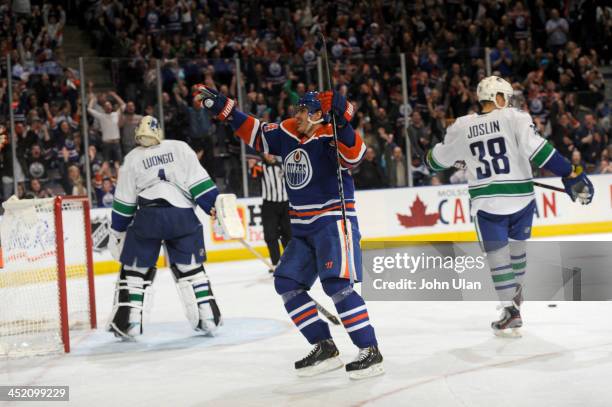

{"left": 397, "top": 195, "right": 440, "bottom": 228}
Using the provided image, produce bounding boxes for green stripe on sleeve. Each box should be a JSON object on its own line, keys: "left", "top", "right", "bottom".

{"left": 190, "top": 178, "right": 216, "bottom": 199}
{"left": 531, "top": 142, "right": 554, "bottom": 167}
{"left": 427, "top": 149, "right": 447, "bottom": 172}
{"left": 112, "top": 200, "right": 137, "bottom": 216}
{"left": 469, "top": 181, "right": 534, "bottom": 199}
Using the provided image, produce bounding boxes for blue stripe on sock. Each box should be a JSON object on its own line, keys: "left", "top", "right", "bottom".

{"left": 514, "top": 271, "right": 525, "bottom": 276}
{"left": 491, "top": 264, "right": 512, "bottom": 271}
{"left": 194, "top": 283, "right": 209, "bottom": 289}
{"left": 511, "top": 254, "right": 526, "bottom": 260}
{"left": 495, "top": 283, "right": 517, "bottom": 291}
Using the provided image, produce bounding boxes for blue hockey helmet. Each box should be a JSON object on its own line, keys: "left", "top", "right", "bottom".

{"left": 297, "top": 91, "right": 322, "bottom": 114}
{"left": 297, "top": 91, "right": 327, "bottom": 124}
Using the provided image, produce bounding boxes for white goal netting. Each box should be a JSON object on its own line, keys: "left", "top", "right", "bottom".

{"left": 0, "top": 196, "right": 95, "bottom": 357}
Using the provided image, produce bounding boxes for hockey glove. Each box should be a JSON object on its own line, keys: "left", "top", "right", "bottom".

{"left": 108, "top": 228, "right": 126, "bottom": 261}
{"left": 562, "top": 165, "right": 594, "bottom": 205}
{"left": 193, "top": 84, "right": 236, "bottom": 121}
{"left": 318, "top": 91, "right": 354, "bottom": 126}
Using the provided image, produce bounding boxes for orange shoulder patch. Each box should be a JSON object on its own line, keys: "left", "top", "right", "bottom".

{"left": 314, "top": 123, "right": 334, "bottom": 138}
{"left": 281, "top": 118, "right": 299, "bottom": 136}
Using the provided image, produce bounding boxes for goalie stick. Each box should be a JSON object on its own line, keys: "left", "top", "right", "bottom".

{"left": 215, "top": 194, "right": 340, "bottom": 326}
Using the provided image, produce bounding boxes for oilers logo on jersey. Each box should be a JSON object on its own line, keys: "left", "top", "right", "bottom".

{"left": 284, "top": 148, "right": 313, "bottom": 190}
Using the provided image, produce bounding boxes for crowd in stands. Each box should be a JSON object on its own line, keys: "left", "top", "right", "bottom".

{"left": 0, "top": 0, "right": 611, "bottom": 207}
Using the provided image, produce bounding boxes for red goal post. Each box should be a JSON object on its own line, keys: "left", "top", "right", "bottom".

{"left": 0, "top": 196, "right": 96, "bottom": 356}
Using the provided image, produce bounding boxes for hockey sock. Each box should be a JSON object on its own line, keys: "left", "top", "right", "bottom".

{"left": 486, "top": 244, "right": 517, "bottom": 306}
{"left": 274, "top": 276, "right": 331, "bottom": 344}
{"left": 510, "top": 240, "right": 527, "bottom": 287}
{"left": 322, "top": 278, "right": 377, "bottom": 348}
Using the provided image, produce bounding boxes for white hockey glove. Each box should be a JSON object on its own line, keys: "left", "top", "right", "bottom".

{"left": 108, "top": 229, "right": 126, "bottom": 261}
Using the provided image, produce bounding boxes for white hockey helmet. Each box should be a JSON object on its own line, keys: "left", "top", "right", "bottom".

{"left": 135, "top": 115, "right": 163, "bottom": 147}
{"left": 476, "top": 76, "right": 514, "bottom": 109}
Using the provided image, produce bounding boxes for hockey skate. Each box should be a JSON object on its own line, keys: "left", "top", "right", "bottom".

{"left": 346, "top": 346, "right": 384, "bottom": 380}
{"left": 492, "top": 305, "right": 522, "bottom": 338}
{"left": 295, "top": 339, "right": 344, "bottom": 377}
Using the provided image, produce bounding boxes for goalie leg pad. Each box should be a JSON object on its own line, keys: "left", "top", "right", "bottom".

{"left": 171, "top": 263, "right": 222, "bottom": 335}
{"left": 107, "top": 266, "right": 157, "bottom": 340}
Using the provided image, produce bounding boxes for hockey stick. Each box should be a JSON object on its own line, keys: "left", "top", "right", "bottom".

{"left": 238, "top": 238, "right": 275, "bottom": 270}
{"left": 318, "top": 32, "right": 356, "bottom": 285}
{"left": 533, "top": 181, "right": 564, "bottom": 193}
{"left": 237, "top": 237, "right": 340, "bottom": 325}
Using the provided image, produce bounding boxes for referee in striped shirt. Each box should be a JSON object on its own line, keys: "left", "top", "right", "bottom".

{"left": 261, "top": 153, "right": 291, "bottom": 272}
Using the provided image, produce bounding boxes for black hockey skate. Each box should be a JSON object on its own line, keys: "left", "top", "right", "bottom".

{"left": 345, "top": 346, "right": 385, "bottom": 380}
{"left": 295, "top": 339, "right": 344, "bottom": 377}
{"left": 492, "top": 305, "right": 522, "bottom": 338}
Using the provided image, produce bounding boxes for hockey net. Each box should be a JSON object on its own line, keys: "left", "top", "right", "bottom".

{"left": 0, "top": 196, "right": 96, "bottom": 356}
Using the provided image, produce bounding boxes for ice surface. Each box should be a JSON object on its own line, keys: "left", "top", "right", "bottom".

{"left": 2, "top": 234, "right": 612, "bottom": 407}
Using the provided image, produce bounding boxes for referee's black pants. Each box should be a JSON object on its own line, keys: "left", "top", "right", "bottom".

{"left": 262, "top": 200, "right": 291, "bottom": 267}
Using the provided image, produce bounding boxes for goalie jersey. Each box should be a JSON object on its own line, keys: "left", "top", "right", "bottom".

{"left": 229, "top": 113, "right": 366, "bottom": 236}
{"left": 427, "top": 108, "right": 555, "bottom": 216}
{"left": 111, "top": 139, "right": 218, "bottom": 232}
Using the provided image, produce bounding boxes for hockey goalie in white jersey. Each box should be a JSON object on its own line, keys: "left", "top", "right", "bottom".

{"left": 107, "top": 115, "right": 222, "bottom": 340}
{"left": 426, "top": 76, "right": 594, "bottom": 336}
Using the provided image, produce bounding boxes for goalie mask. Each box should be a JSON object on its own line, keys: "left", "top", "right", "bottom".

{"left": 477, "top": 76, "right": 515, "bottom": 109}
{"left": 135, "top": 115, "right": 163, "bottom": 147}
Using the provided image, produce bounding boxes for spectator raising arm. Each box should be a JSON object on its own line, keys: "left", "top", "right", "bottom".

{"left": 108, "top": 91, "right": 127, "bottom": 113}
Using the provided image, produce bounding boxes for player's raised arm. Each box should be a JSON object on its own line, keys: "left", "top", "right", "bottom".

{"left": 192, "top": 84, "right": 282, "bottom": 155}
{"left": 317, "top": 91, "right": 365, "bottom": 168}
{"left": 513, "top": 109, "right": 594, "bottom": 204}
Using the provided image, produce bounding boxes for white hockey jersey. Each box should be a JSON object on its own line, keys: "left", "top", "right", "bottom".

{"left": 428, "top": 108, "right": 554, "bottom": 216}
{"left": 112, "top": 140, "right": 217, "bottom": 226}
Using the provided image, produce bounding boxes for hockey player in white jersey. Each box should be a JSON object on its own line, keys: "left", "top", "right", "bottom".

{"left": 426, "top": 76, "right": 594, "bottom": 336}
{"left": 107, "top": 115, "right": 222, "bottom": 339}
